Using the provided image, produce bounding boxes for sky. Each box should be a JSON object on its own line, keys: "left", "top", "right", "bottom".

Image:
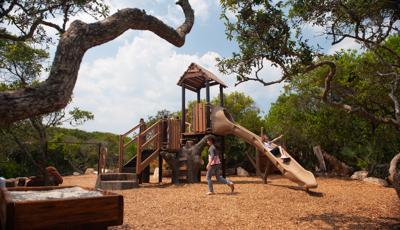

{"left": 60, "top": 0, "right": 360, "bottom": 134}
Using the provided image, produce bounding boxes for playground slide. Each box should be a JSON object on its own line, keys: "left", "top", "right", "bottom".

{"left": 211, "top": 106, "right": 318, "bottom": 189}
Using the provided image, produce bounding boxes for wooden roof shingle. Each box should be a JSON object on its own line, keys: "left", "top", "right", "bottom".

{"left": 177, "top": 63, "right": 227, "bottom": 92}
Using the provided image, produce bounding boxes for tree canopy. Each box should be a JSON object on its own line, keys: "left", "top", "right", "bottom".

{"left": 219, "top": 0, "right": 400, "bottom": 129}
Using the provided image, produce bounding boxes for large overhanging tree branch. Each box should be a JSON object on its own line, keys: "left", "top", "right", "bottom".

{"left": 0, "top": 0, "right": 194, "bottom": 125}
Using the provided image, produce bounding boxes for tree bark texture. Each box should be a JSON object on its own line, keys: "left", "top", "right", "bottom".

{"left": 313, "top": 145, "right": 327, "bottom": 172}
{"left": 0, "top": 0, "right": 194, "bottom": 125}
{"left": 322, "top": 151, "right": 353, "bottom": 176}
{"left": 181, "top": 135, "right": 211, "bottom": 183}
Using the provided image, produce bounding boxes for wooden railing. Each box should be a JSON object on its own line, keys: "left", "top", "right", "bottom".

{"left": 118, "top": 121, "right": 144, "bottom": 172}
{"left": 119, "top": 117, "right": 181, "bottom": 174}
{"left": 136, "top": 120, "right": 161, "bottom": 174}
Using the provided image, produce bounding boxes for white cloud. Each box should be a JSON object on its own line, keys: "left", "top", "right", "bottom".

{"left": 67, "top": 32, "right": 221, "bottom": 133}
{"left": 65, "top": 31, "right": 283, "bottom": 133}
{"left": 328, "top": 37, "right": 362, "bottom": 54}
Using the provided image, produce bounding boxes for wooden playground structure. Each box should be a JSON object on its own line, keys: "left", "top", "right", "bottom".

{"left": 98, "top": 63, "right": 317, "bottom": 189}
{"left": 116, "top": 63, "right": 228, "bottom": 184}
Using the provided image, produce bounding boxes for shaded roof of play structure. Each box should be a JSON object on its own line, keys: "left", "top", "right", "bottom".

{"left": 177, "top": 63, "right": 227, "bottom": 92}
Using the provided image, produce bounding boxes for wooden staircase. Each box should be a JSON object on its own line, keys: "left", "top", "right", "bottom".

{"left": 96, "top": 173, "right": 138, "bottom": 190}
{"left": 118, "top": 118, "right": 182, "bottom": 184}
{"left": 177, "top": 155, "right": 189, "bottom": 182}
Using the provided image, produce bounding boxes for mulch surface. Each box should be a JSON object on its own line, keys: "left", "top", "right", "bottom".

{"left": 63, "top": 175, "right": 400, "bottom": 229}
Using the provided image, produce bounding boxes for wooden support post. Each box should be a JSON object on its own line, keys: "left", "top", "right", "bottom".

{"left": 256, "top": 127, "right": 263, "bottom": 176}
{"left": 137, "top": 118, "right": 146, "bottom": 183}
{"left": 181, "top": 86, "right": 186, "bottom": 133}
{"left": 206, "top": 80, "right": 210, "bottom": 130}
{"left": 97, "top": 143, "right": 101, "bottom": 175}
{"left": 221, "top": 136, "right": 226, "bottom": 178}
{"left": 263, "top": 159, "right": 272, "bottom": 184}
{"left": 118, "top": 135, "right": 123, "bottom": 173}
{"left": 158, "top": 154, "right": 163, "bottom": 183}
{"left": 219, "top": 85, "right": 224, "bottom": 107}
{"left": 197, "top": 90, "right": 201, "bottom": 103}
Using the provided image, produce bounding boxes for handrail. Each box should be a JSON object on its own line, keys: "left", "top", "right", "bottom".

{"left": 123, "top": 136, "right": 138, "bottom": 149}
{"left": 141, "top": 120, "right": 161, "bottom": 136}
{"left": 137, "top": 148, "right": 160, "bottom": 174}
{"left": 121, "top": 123, "right": 141, "bottom": 137}
{"left": 141, "top": 133, "right": 159, "bottom": 149}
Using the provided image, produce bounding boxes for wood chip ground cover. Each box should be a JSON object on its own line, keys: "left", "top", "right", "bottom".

{"left": 63, "top": 175, "right": 400, "bottom": 229}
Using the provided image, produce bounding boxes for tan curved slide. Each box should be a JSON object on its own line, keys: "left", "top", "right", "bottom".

{"left": 211, "top": 106, "right": 318, "bottom": 189}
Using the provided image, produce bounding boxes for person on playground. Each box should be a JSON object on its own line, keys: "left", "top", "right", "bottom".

{"left": 261, "top": 134, "right": 291, "bottom": 163}
{"left": 206, "top": 136, "right": 234, "bottom": 195}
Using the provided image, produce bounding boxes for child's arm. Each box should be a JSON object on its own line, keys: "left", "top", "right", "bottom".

{"left": 271, "top": 134, "right": 284, "bottom": 143}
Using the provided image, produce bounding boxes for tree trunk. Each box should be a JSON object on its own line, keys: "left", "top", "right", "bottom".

{"left": 0, "top": 0, "right": 194, "bottom": 125}
{"left": 313, "top": 145, "right": 327, "bottom": 173}
{"left": 322, "top": 150, "right": 353, "bottom": 176}
{"left": 388, "top": 153, "right": 400, "bottom": 198}
{"left": 181, "top": 135, "right": 211, "bottom": 183}
{"left": 29, "top": 117, "right": 51, "bottom": 185}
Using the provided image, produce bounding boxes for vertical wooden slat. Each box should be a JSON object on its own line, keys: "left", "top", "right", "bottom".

{"left": 205, "top": 80, "right": 210, "bottom": 130}
{"left": 118, "top": 135, "right": 123, "bottom": 173}
{"left": 181, "top": 86, "right": 186, "bottom": 133}
{"left": 136, "top": 135, "right": 141, "bottom": 175}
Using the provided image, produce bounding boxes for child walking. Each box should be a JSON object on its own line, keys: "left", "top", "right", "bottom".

{"left": 206, "top": 136, "right": 234, "bottom": 195}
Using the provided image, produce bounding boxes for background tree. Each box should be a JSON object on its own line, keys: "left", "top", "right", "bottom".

{"left": 0, "top": 40, "right": 93, "bottom": 182}
{"left": 219, "top": 0, "right": 400, "bottom": 129}
{"left": 219, "top": 0, "right": 399, "bottom": 190}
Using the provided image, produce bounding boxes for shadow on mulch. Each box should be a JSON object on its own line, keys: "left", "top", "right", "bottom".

{"left": 216, "top": 192, "right": 239, "bottom": 196}
{"left": 139, "top": 183, "right": 175, "bottom": 189}
{"left": 297, "top": 213, "right": 400, "bottom": 229}
{"left": 267, "top": 183, "right": 325, "bottom": 197}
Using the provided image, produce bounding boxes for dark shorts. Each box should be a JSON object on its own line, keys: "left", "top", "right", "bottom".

{"left": 270, "top": 147, "right": 281, "bottom": 157}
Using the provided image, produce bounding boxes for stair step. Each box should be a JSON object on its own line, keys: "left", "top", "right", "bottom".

{"left": 100, "top": 173, "right": 137, "bottom": 181}
{"left": 178, "top": 170, "right": 188, "bottom": 176}
{"left": 121, "top": 167, "right": 136, "bottom": 173}
{"left": 99, "top": 180, "right": 138, "bottom": 190}
{"left": 179, "top": 165, "right": 188, "bottom": 170}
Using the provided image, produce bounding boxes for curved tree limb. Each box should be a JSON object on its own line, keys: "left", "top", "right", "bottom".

{"left": 307, "top": 61, "right": 400, "bottom": 129}
{"left": 0, "top": 0, "right": 194, "bottom": 125}
{"left": 388, "top": 153, "right": 400, "bottom": 198}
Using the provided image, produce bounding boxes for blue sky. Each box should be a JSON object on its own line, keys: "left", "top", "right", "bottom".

{"left": 62, "top": 0, "right": 359, "bottom": 134}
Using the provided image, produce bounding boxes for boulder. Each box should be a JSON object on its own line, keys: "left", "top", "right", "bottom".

{"left": 237, "top": 167, "right": 249, "bottom": 177}
{"left": 85, "top": 168, "right": 95, "bottom": 175}
{"left": 363, "top": 177, "right": 389, "bottom": 187}
{"left": 351, "top": 170, "right": 368, "bottom": 180}
{"left": 153, "top": 167, "right": 159, "bottom": 181}
{"left": 73, "top": 172, "right": 81, "bottom": 176}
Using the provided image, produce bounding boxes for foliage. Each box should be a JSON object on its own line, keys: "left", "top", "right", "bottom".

{"left": 0, "top": 127, "right": 120, "bottom": 178}
{"left": 264, "top": 47, "right": 400, "bottom": 170}
{"left": 219, "top": 0, "right": 400, "bottom": 129}
{"left": 0, "top": 0, "right": 109, "bottom": 43}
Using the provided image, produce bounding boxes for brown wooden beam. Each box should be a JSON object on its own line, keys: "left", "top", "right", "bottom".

{"left": 206, "top": 80, "right": 210, "bottom": 130}
{"left": 181, "top": 86, "right": 186, "bottom": 133}
{"left": 219, "top": 84, "right": 224, "bottom": 107}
